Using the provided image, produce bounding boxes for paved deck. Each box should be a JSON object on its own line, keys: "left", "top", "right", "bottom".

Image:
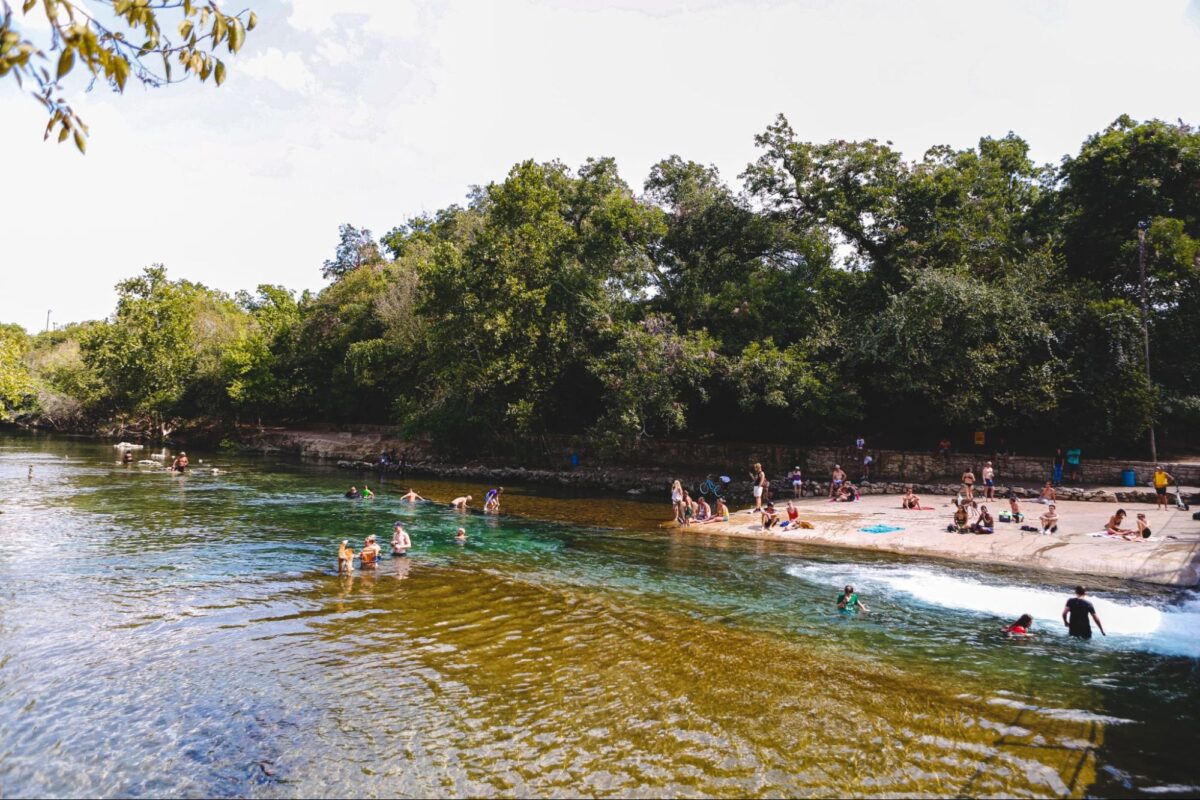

{"left": 695, "top": 493, "right": 1200, "bottom": 587}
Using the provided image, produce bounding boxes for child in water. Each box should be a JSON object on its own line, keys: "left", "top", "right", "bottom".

{"left": 455, "top": 527, "right": 467, "bottom": 543}
{"left": 1004, "top": 614, "right": 1034, "bottom": 637}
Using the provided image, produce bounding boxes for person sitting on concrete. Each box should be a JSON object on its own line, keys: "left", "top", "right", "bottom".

{"left": 1006, "top": 491, "right": 1024, "bottom": 522}
{"left": 1136, "top": 513, "right": 1153, "bottom": 540}
{"left": 902, "top": 486, "right": 921, "bottom": 510}
{"left": 952, "top": 502, "right": 969, "bottom": 533}
{"left": 971, "top": 505, "right": 995, "bottom": 534}
{"left": 1039, "top": 504, "right": 1058, "bottom": 535}
{"left": 1104, "top": 509, "right": 1138, "bottom": 540}
{"left": 1035, "top": 482, "right": 1056, "bottom": 504}
{"left": 760, "top": 502, "right": 780, "bottom": 530}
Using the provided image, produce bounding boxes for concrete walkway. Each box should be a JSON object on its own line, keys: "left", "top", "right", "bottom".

{"left": 696, "top": 493, "right": 1200, "bottom": 587}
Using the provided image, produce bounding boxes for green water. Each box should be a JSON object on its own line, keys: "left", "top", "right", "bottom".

{"left": 1, "top": 433, "right": 1197, "bottom": 798}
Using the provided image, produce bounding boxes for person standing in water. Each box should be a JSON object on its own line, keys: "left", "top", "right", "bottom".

{"left": 837, "top": 585, "right": 868, "bottom": 613}
{"left": 1063, "top": 586, "right": 1105, "bottom": 640}
{"left": 360, "top": 485, "right": 375, "bottom": 499}
{"left": 484, "top": 486, "right": 504, "bottom": 512}
{"left": 400, "top": 489, "right": 425, "bottom": 502}
{"left": 450, "top": 495, "right": 472, "bottom": 510}
{"left": 171, "top": 452, "right": 189, "bottom": 473}
{"left": 391, "top": 522, "right": 411, "bottom": 556}
{"left": 455, "top": 527, "right": 467, "bottom": 543}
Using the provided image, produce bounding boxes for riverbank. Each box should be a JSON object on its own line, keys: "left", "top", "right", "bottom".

{"left": 697, "top": 494, "right": 1200, "bottom": 587}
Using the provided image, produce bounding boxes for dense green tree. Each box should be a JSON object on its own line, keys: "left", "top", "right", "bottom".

{"left": 321, "top": 224, "right": 383, "bottom": 282}
{"left": 409, "top": 158, "right": 663, "bottom": 443}
{"left": 7, "top": 116, "right": 1198, "bottom": 454}
{"left": 587, "top": 315, "right": 717, "bottom": 446}
{"left": 0, "top": 322, "right": 33, "bottom": 419}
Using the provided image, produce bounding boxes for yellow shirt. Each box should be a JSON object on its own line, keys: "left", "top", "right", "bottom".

{"left": 1153, "top": 470, "right": 1168, "bottom": 489}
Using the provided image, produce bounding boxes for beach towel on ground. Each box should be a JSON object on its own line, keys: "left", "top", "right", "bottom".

{"left": 860, "top": 525, "right": 903, "bottom": 534}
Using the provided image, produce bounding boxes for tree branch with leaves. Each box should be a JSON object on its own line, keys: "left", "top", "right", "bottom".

{"left": 0, "top": 0, "right": 256, "bottom": 152}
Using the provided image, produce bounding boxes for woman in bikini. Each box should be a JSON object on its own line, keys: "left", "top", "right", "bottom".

{"left": 901, "top": 486, "right": 920, "bottom": 510}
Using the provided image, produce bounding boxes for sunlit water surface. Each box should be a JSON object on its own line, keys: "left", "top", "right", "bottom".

{"left": 1, "top": 434, "right": 1197, "bottom": 798}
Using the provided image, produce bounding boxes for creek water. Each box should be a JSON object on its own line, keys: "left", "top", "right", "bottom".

{"left": 1, "top": 433, "right": 1197, "bottom": 798}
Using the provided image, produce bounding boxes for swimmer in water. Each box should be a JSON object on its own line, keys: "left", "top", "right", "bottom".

{"left": 400, "top": 489, "right": 425, "bottom": 503}
{"left": 450, "top": 495, "right": 471, "bottom": 510}
{"left": 1003, "top": 614, "right": 1034, "bottom": 637}
{"left": 170, "top": 452, "right": 189, "bottom": 473}
{"left": 361, "top": 485, "right": 375, "bottom": 499}
{"left": 455, "top": 527, "right": 467, "bottom": 543}
{"left": 391, "top": 522, "right": 411, "bottom": 556}
{"left": 837, "top": 584, "right": 868, "bottom": 613}
{"left": 344, "top": 486, "right": 361, "bottom": 499}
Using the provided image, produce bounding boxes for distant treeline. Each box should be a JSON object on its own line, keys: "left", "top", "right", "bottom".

{"left": 2, "top": 114, "right": 1198, "bottom": 455}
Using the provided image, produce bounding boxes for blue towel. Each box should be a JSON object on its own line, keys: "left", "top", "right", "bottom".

{"left": 859, "top": 525, "right": 903, "bottom": 534}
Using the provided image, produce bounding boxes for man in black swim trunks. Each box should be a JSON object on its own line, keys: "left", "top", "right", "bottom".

{"left": 1062, "top": 585, "right": 1105, "bottom": 640}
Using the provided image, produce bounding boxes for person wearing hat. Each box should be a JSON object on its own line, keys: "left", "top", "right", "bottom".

{"left": 837, "top": 585, "right": 868, "bottom": 613}
{"left": 1152, "top": 466, "right": 1175, "bottom": 511}
{"left": 170, "top": 452, "right": 189, "bottom": 473}
{"left": 360, "top": 534, "right": 381, "bottom": 567}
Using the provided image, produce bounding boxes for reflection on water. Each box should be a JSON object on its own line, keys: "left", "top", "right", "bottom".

{"left": 0, "top": 434, "right": 1197, "bottom": 798}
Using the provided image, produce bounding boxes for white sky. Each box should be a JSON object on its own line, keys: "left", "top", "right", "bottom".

{"left": 2, "top": 0, "right": 1199, "bottom": 333}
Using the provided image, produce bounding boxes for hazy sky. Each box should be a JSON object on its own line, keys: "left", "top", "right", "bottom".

{"left": 2, "top": 0, "right": 1198, "bottom": 332}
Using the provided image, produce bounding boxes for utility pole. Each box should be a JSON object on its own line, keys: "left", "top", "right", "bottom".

{"left": 1137, "top": 221, "right": 1157, "bottom": 465}
{"left": 45, "top": 309, "right": 51, "bottom": 333}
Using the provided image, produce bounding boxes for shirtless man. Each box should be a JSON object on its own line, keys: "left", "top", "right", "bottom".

{"left": 450, "top": 495, "right": 472, "bottom": 510}
{"left": 1039, "top": 504, "right": 1058, "bottom": 535}
{"left": 1036, "top": 481, "right": 1056, "bottom": 505}
{"left": 400, "top": 489, "right": 425, "bottom": 503}
{"left": 901, "top": 486, "right": 921, "bottom": 510}
{"left": 391, "top": 522, "right": 411, "bottom": 556}
{"left": 829, "top": 464, "right": 846, "bottom": 498}
{"left": 455, "top": 527, "right": 467, "bottom": 543}
{"left": 171, "top": 452, "right": 189, "bottom": 473}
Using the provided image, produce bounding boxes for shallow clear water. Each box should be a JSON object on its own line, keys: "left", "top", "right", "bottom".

{"left": 1, "top": 433, "right": 1197, "bottom": 798}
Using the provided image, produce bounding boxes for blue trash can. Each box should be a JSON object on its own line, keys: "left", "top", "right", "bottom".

{"left": 1121, "top": 469, "right": 1137, "bottom": 487}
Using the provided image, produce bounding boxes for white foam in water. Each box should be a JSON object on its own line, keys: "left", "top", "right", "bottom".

{"left": 785, "top": 563, "right": 1200, "bottom": 658}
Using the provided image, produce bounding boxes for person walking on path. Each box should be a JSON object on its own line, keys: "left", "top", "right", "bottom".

{"left": 1153, "top": 466, "right": 1175, "bottom": 511}
{"left": 982, "top": 461, "right": 995, "bottom": 500}
{"left": 1063, "top": 586, "right": 1105, "bottom": 640}
{"left": 1052, "top": 449, "right": 1066, "bottom": 487}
